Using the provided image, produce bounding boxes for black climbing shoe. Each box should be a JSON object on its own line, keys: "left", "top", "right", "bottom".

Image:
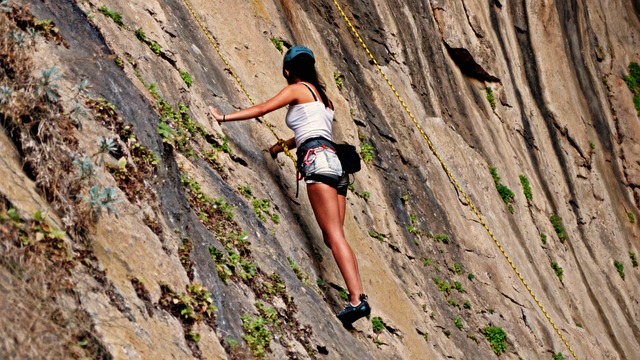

{"left": 337, "top": 294, "right": 371, "bottom": 325}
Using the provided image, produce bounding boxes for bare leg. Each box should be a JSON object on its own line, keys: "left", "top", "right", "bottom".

{"left": 308, "top": 183, "right": 363, "bottom": 304}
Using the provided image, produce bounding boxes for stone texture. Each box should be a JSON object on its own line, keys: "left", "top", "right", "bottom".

{"left": 4, "top": 0, "right": 640, "bottom": 359}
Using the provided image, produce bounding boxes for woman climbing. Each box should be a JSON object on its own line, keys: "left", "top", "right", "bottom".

{"left": 208, "top": 45, "right": 370, "bottom": 326}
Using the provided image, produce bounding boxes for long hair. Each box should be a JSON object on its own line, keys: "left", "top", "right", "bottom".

{"left": 283, "top": 54, "right": 330, "bottom": 107}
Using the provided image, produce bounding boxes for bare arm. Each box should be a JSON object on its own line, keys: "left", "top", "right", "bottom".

{"left": 269, "top": 137, "right": 296, "bottom": 158}
{"left": 209, "top": 85, "right": 296, "bottom": 122}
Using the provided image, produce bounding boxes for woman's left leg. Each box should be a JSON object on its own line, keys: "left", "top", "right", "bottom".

{"left": 307, "top": 183, "right": 363, "bottom": 304}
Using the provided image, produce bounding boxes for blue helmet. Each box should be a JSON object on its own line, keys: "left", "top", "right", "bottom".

{"left": 283, "top": 45, "right": 315, "bottom": 66}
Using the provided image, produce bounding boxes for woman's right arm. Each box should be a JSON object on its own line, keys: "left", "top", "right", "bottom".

{"left": 269, "top": 137, "right": 296, "bottom": 158}
{"left": 210, "top": 85, "right": 298, "bottom": 122}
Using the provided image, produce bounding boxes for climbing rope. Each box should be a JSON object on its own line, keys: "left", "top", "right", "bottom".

{"left": 180, "top": 0, "right": 296, "bottom": 163}
{"left": 331, "top": 1, "right": 578, "bottom": 358}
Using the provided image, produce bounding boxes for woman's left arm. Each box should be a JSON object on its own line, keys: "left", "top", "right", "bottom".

{"left": 210, "top": 85, "right": 297, "bottom": 122}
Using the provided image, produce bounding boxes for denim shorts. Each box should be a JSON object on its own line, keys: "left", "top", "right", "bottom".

{"left": 297, "top": 138, "right": 349, "bottom": 196}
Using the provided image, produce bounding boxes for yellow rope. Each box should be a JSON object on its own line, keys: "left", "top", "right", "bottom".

{"left": 180, "top": 0, "right": 295, "bottom": 163}
{"left": 331, "top": 1, "right": 578, "bottom": 358}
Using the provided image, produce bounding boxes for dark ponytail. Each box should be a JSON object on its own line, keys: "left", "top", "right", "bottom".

{"left": 283, "top": 54, "right": 330, "bottom": 107}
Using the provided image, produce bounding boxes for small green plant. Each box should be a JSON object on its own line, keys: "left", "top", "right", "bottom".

{"left": 180, "top": 70, "right": 193, "bottom": 88}
{"left": 575, "top": 323, "right": 583, "bottom": 328}
{"left": 630, "top": 252, "right": 638, "bottom": 267}
{"left": 447, "top": 298, "right": 459, "bottom": 307}
{"left": 589, "top": 141, "right": 596, "bottom": 150}
{"left": 334, "top": 71, "right": 344, "bottom": 90}
{"left": 623, "top": 62, "right": 640, "bottom": 115}
{"left": 434, "top": 233, "right": 449, "bottom": 244}
{"left": 443, "top": 329, "right": 451, "bottom": 338}
{"left": 160, "top": 283, "right": 217, "bottom": 322}
{"left": 553, "top": 352, "right": 565, "bottom": 360}
{"left": 485, "top": 87, "right": 496, "bottom": 110}
{"left": 135, "top": 28, "right": 162, "bottom": 55}
{"left": 38, "top": 66, "right": 61, "bottom": 103}
{"left": 454, "top": 316, "right": 464, "bottom": 330}
{"left": 338, "top": 288, "right": 349, "bottom": 302}
{"left": 550, "top": 214, "right": 567, "bottom": 242}
{"left": 187, "top": 332, "right": 201, "bottom": 343}
{"left": 433, "top": 277, "right": 451, "bottom": 295}
{"left": 400, "top": 194, "right": 409, "bottom": 204}
{"left": 490, "top": 167, "right": 515, "bottom": 209}
{"left": 463, "top": 300, "right": 472, "bottom": 309}
{"left": 270, "top": 37, "right": 283, "bottom": 53}
{"left": 519, "top": 175, "right": 533, "bottom": 203}
{"left": 237, "top": 185, "right": 252, "bottom": 198}
{"left": 241, "top": 314, "right": 272, "bottom": 358}
{"left": 422, "top": 257, "right": 432, "bottom": 267}
{"left": 628, "top": 212, "right": 635, "bottom": 223}
{"left": 360, "top": 141, "right": 374, "bottom": 163}
{"left": 453, "top": 281, "right": 465, "bottom": 293}
{"left": 287, "top": 257, "right": 309, "bottom": 284}
{"left": 373, "top": 337, "right": 383, "bottom": 347}
{"left": 453, "top": 262, "right": 463, "bottom": 275}
{"left": 98, "top": 5, "right": 124, "bottom": 27}
{"left": 551, "top": 261, "right": 564, "bottom": 281}
{"left": 83, "top": 184, "right": 120, "bottom": 218}
{"left": 541, "top": 233, "right": 548, "bottom": 245}
{"left": 368, "top": 229, "right": 385, "bottom": 243}
{"left": 468, "top": 273, "right": 475, "bottom": 281}
{"left": 614, "top": 259, "right": 625, "bottom": 279}
{"left": 407, "top": 213, "right": 423, "bottom": 236}
{"left": 371, "top": 316, "right": 384, "bottom": 333}
{"left": 481, "top": 326, "right": 507, "bottom": 355}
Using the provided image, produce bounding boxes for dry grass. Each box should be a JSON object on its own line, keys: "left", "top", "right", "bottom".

{"left": 0, "top": 6, "right": 109, "bottom": 359}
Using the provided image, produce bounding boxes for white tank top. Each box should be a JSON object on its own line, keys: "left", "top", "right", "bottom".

{"left": 285, "top": 83, "right": 334, "bottom": 147}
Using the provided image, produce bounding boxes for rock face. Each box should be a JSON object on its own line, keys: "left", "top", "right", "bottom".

{"left": 1, "top": 0, "right": 639, "bottom": 359}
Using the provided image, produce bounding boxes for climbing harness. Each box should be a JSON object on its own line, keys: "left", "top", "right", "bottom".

{"left": 180, "top": 0, "right": 296, "bottom": 164}
{"left": 330, "top": 1, "right": 578, "bottom": 359}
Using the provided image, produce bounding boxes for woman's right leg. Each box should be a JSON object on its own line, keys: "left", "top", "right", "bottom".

{"left": 307, "top": 183, "right": 363, "bottom": 304}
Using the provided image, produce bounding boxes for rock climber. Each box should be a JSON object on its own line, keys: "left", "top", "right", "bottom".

{"left": 209, "top": 45, "right": 370, "bottom": 326}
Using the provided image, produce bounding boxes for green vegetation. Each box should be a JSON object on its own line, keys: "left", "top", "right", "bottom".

{"left": 406, "top": 213, "right": 423, "bottom": 236}
{"left": 241, "top": 314, "right": 272, "bottom": 358}
{"left": 270, "top": 37, "right": 283, "bottom": 53}
{"left": 553, "top": 352, "right": 565, "bottom": 360}
{"left": 135, "top": 28, "right": 162, "bottom": 55}
{"left": 623, "top": 62, "right": 640, "bottom": 115}
{"left": 541, "top": 233, "right": 547, "bottom": 245}
{"left": 334, "top": 71, "right": 344, "bottom": 90}
{"left": 519, "top": 175, "right": 533, "bottom": 203}
{"left": 368, "top": 229, "right": 385, "bottom": 243}
{"left": 589, "top": 141, "right": 596, "bottom": 150}
{"left": 372, "top": 316, "right": 385, "bottom": 333}
{"left": 481, "top": 326, "right": 507, "bottom": 355}
{"left": 253, "top": 199, "right": 279, "bottom": 224}
{"left": 434, "top": 233, "right": 450, "bottom": 244}
{"left": 628, "top": 212, "right": 635, "bottom": 223}
{"left": 400, "top": 194, "right": 409, "bottom": 204}
{"left": 614, "top": 259, "right": 625, "bottom": 279}
{"left": 630, "top": 252, "right": 638, "bottom": 267}
{"left": 463, "top": 300, "right": 472, "bottom": 309}
{"left": 550, "top": 214, "right": 567, "bottom": 242}
{"left": 98, "top": 5, "right": 124, "bottom": 27}
{"left": 287, "top": 257, "right": 309, "bottom": 284}
{"left": 490, "top": 167, "right": 515, "bottom": 213}
{"left": 485, "top": 87, "right": 496, "bottom": 110}
{"left": 575, "top": 323, "right": 583, "bottom": 328}
{"left": 160, "top": 283, "right": 217, "bottom": 322}
{"left": 454, "top": 316, "right": 464, "bottom": 330}
{"left": 433, "top": 277, "right": 451, "bottom": 295}
{"left": 237, "top": 185, "right": 253, "bottom": 198}
{"left": 447, "top": 298, "right": 459, "bottom": 307}
{"left": 453, "top": 262, "right": 463, "bottom": 275}
{"left": 360, "top": 141, "right": 374, "bottom": 163}
{"left": 338, "top": 287, "right": 349, "bottom": 302}
{"left": 453, "top": 281, "right": 465, "bottom": 293}
{"left": 468, "top": 273, "right": 475, "bottom": 281}
{"left": 550, "top": 261, "right": 564, "bottom": 281}
{"left": 443, "top": 329, "right": 451, "bottom": 338}
{"left": 421, "top": 257, "right": 432, "bottom": 267}
{"left": 180, "top": 70, "right": 193, "bottom": 88}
